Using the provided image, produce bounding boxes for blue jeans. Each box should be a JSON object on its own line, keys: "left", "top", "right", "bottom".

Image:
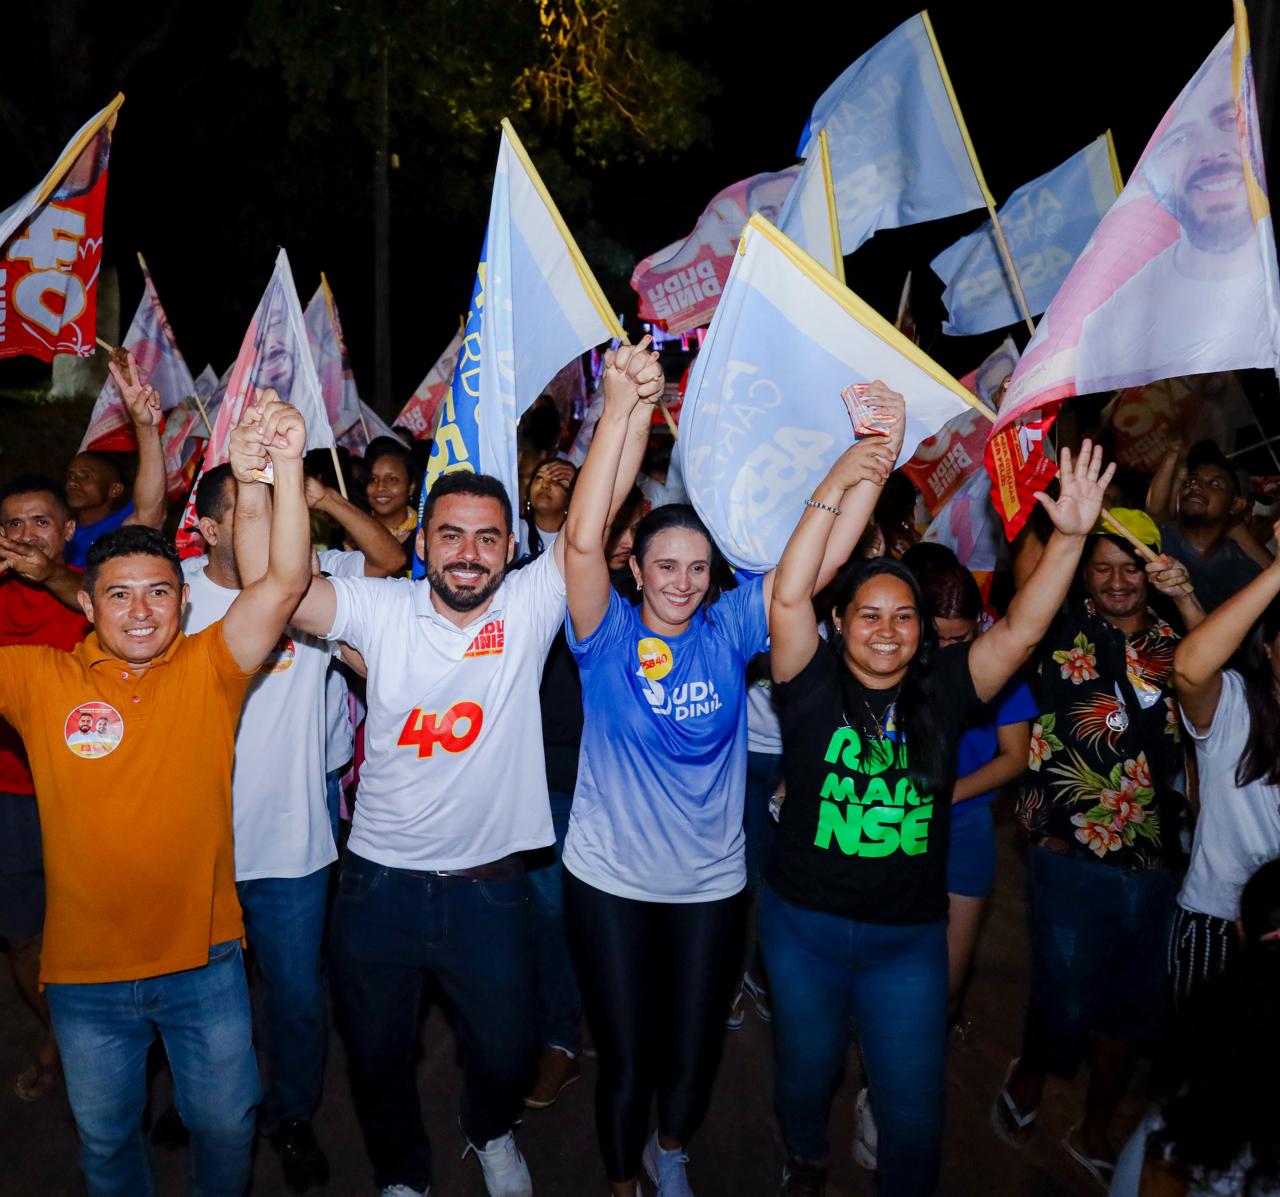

{"left": 325, "top": 767, "right": 344, "bottom": 846}
{"left": 236, "top": 865, "right": 331, "bottom": 1128}
{"left": 45, "top": 940, "right": 260, "bottom": 1197}
{"left": 527, "top": 788, "right": 582, "bottom": 1053}
{"left": 758, "top": 885, "right": 947, "bottom": 1197}
{"left": 330, "top": 851, "right": 539, "bottom": 1193}
{"left": 1021, "top": 846, "right": 1175, "bottom": 1077}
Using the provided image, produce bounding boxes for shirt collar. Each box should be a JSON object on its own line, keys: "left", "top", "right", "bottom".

{"left": 79, "top": 628, "right": 186, "bottom": 670}
{"left": 1080, "top": 599, "right": 1174, "bottom": 642}
{"left": 411, "top": 578, "right": 506, "bottom": 634}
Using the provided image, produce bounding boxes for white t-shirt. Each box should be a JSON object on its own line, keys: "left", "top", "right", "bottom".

{"left": 319, "top": 549, "right": 365, "bottom": 772}
{"left": 321, "top": 549, "right": 565, "bottom": 870}
{"left": 1178, "top": 669, "right": 1280, "bottom": 921}
{"left": 181, "top": 557, "right": 339, "bottom": 881}
{"left": 519, "top": 524, "right": 560, "bottom": 559}
{"left": 746, "top": 677, "right": 782, "bottom": 755}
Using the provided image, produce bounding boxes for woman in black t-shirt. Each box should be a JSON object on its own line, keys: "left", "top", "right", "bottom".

{"left": 762, "top": 442, "right": 1115, "bottom": 1197}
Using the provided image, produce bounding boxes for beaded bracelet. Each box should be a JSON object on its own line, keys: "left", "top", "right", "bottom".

{"left": 804, "top": 498, "right": 842, "bottom": 517}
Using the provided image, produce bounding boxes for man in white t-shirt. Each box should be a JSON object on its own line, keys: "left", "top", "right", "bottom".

{"left": 178, "top": 461, "right": 404, "bottom": 1191}
{"left": 285, "top": 342, "right": 664, "bottom": 1197}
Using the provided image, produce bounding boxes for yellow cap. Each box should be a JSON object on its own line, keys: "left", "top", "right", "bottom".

{"left": 1094, "top": 507, "right": 1161, "bottom": 551}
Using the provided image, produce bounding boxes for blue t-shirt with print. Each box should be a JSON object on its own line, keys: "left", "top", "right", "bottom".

{"left": 952, "top": 677, "right": 1038, "bottom": 824}
{"left": 563, "top": 577, "right": 768, "bottom": 903}
{"left": 65, "top": 502, "right": 134, "bottom": 569}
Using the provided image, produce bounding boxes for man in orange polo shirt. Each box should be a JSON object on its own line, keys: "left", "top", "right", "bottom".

{"left": 0, "top": 394, "right": 312, "bottom": 1197}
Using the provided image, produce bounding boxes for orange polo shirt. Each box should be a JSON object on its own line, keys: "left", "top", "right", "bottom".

{"left": 0, "top": 623, "right": 255, "bottom": 984}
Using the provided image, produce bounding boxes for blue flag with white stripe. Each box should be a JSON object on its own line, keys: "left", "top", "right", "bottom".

{"left": 931, "top": 133, "right": 1123, "bottom": 336}
{"left": 797, "top": 12, "right": 988, "bottom": 254}
{"left": 416, "top": 121, "right": 623, "bottom": 575}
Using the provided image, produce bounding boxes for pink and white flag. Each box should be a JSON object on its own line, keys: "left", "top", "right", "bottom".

{"left": 394, "top": 329, "right": 464, "bottom": 440}
{"left": 81, "top": 258, "right": 195, "bottom": 452}
{"left": 304, "top": 275, "right": 363, "bottom": 439}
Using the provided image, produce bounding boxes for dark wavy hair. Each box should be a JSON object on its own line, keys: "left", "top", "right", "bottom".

{"left": 83, "top": 525, "right": 182, "bottom": 593}
{"left": 824, "top": 557, "right": 945, "bottom": 797}
{"left": 631, "top": 504, "right": 730, "bottom": 612}
{"left": 1158, "top": 860, "right": 1280, "bottom": 1192}
{"left": 1235, "top": 598, "right": 1280, "bottom": 788}
{"left": 906, "top": 549, "right": 983, "bottom": 625}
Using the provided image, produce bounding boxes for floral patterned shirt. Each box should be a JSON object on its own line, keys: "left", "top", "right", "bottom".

{"left": 1017, "top": 600, "right": 1185, "bottom": 871}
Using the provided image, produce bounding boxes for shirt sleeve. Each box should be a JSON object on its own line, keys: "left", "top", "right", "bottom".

{"left": 319, "top": 575, "right": 403, "bottom": 653}
{"left": 993, "top": 677, "right": 1038, "bottom": 727}
{"left": 712, "top": 575, "right": 769, "bottom": 659}
{"left": 1180, "top": 668, "right": 1246, "bottom": 751}
{"left": 503, "top": 549, "right": 568, "bottom": 651}
{"left": 566, "top": 586, "right": 631, "bottom": 663}
{"left": 318, "top": 549, "right": 366, "bottom": 579}
{"left": 773, "top": 639, "right": 837, "bottom": 722}
{"left": 196, "top": 623, "right": 258, "bottom": 717}
{"left": 0, "top": 646, "right": 40, "bottom": 732}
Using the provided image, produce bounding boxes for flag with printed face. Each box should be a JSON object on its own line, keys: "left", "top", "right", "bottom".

{"left": 395, "top": 329, "right": 464, "bottom": 440}
{"left": 336, "top": 398, "right": 400, "bottom": 455}
{"left": 902, "top": 337, "right": 1019, "bottom": 515}
{"left": 423, "top": 119, "right": 623, "bottom": 522}
{"left": 631, "top": 166, "right": 799, "bottom": 334}
{"left": 160, "top": 401, "right": 202, "bottom": 500}
{"left": 81, "top": 257, "right": 196, "bottom": 453}
{"left": 0, "top": 95, "right": 123, "bottom": 361}
{"left": 304, "top": 275, "right": 363, "bottom": 439}
{"left": 204, "top": 248, "right": 334, "bottom": 470}
{"left": 677, "top": 214, "right": 984, "bottom": 573}
{"left": 776, "top": 129, "right": 845, "bottom": 282}
{"left": 932, "top": 134, "right": 1123, "bottom": 336}
{"left": 923, "top": 465, "right": 1007, "bottom": 581}
{"left": 987, "top": 10, "right": 1280, "bottom": 537}
{"left": 796, "top": 13, "right": 988, "bottom": 255}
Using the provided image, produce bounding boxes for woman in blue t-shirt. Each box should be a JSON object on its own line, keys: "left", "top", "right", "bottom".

{"left": 763, "top": 442, "right": 1114, "bottom": 1197}
{"left": 561, "top": 349, "right": 903, "bottom": 1197}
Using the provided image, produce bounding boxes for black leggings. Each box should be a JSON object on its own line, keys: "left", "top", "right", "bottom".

{"left": 563, "top": 870, "right": 746, "bottom": 1182}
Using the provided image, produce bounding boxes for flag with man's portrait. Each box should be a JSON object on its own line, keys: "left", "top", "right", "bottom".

{"left": 987, "top": 6, "right": 1280, "bottom": 537}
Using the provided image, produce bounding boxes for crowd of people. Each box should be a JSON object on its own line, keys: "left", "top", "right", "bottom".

{"left": 1, "top": 340, "right": 1279, "bottom": 1197}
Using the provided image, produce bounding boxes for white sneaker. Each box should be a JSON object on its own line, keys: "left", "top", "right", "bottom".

{"left": 466, "top": 1131, "right": 533, "bottom": 1197}
{"left": 642, "top": 1131, "right": 695, "bottom": 1197}
{"left": 381, "top": 1187, "right": 429, "bottom": 1197}
{"left": 851, "top": 1087, "right": 877, "bottom": 1170}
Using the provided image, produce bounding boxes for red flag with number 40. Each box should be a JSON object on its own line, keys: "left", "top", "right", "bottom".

{"left": 0, "top": 96, "right": 122, "bottom": 361}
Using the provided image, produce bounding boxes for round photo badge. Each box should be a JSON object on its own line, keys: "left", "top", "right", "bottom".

{"left": 63, "top": 702, "right": 124, "bottom": 760}
{"left": 260, "top": 636, "right": 297, "bottom": 675}
{"left": 637, "top": 636, "right": 673, "bottom": 681}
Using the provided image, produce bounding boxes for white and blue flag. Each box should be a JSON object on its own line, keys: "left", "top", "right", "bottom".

{"left": 776, "top": 128, "right": 844, "bottom": 281}
{"left": 797, "top": 12, "right": 989, "bottom": 254}
{"left": 678, "top": 214, "right": 983, "bottom": 573}
{"left": 931, "top": 133, "right": 1123, "bottom": 336}
{"left": 422, "top": 119, "right": 622, "bottom": 546}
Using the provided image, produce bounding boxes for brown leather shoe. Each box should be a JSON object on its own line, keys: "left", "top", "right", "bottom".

{"left": 523, "top": 1046, "right": 580, "bottom": 1109}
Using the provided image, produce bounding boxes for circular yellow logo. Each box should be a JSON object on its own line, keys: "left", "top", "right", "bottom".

{"left": 637, "top": 636, "right": 673, "bottom": 681}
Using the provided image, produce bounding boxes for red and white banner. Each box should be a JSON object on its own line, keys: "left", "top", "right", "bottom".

{"left": 631, "top": 167, "right": 799, "bottom": 334}
{"left": 0, "top": 95, "right": 123, "bottom": 362}
{"left": 1108, "top": 372, "right": 1256, "bottom": 473}
{"left": 159, "top": 404, "right": 202, "bottom": 500}
{"left": 901, "top": 338, "right": 1019, "bottom": 515}
{"left": 394, "top": 328, "right": 464, "bottom": 440}
{"left": 81, "top": 256, "right": 195, "bottom": 452}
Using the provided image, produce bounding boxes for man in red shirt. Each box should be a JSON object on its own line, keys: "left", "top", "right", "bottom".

{"left": 0, "top": 474, "right": 91, "bottom": 1101}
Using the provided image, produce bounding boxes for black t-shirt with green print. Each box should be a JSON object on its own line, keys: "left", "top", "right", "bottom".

{"left": 769, "top": 640, "right": 980, "bottom": 925}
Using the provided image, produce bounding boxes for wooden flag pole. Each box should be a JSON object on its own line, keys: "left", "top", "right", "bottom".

{"left": 95, "top": 336, "right": 115, "bottom": 354}
{"left": 328, "top": 445, "right": 349, "bottom": 500}
{"left": 657, "top": 398, "right": 678, "bottom": 439}
{"left": 357, "top": 407, "right": 371, "bottom": 442}
{"left": 189, "top": 392, "right": 214, "bottom": 437}
{"left": 986, "top": 205, "right": 1038, "bottom": 337}
{"left": 1099, "top": 508, "right": 1194, "bottom": 594}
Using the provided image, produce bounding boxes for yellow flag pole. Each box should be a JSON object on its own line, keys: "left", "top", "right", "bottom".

{"left": 921, "top": 11, "right": 1036, "bottom": 337}
{"left": 815, "top": 129, "right": 846, "bottom": 286}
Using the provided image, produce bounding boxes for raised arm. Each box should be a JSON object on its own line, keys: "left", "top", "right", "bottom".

{"left": 1145, "top": 438, "right": 1185, "bottom": 525}
{"left": 969, "top": 441, "right": 1113, "bottom": 703}
{"left": 762, "top": 383, "right": 905, "bottom": 612}
{"left": 768, "top": 436, "right": 898, "bottom": 683}
{"left": 307, "top": 475, "right": 407, "bottom": 577}
{"left": 0, "top": 538, "right": 84, "bottom": 612}
{"left": 109, "top": 351, "right": 167, "bottom": 531}
{"left": 1173, "top": 519, "right": 1280, "bottom": 732}
{"left": 220, "top": 395, "right": 313, "bottom": 671}
{"left": 562, "top": 337, "right": 663, "bottom": 638}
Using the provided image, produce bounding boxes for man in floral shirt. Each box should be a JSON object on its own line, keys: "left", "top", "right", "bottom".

{"left": 994, "top": 510, "right": 1204, "bottom": 1183}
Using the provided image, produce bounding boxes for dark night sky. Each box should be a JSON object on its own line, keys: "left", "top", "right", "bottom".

{"left": 0, "top": 1, "right": 1243, "bottom": 411}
